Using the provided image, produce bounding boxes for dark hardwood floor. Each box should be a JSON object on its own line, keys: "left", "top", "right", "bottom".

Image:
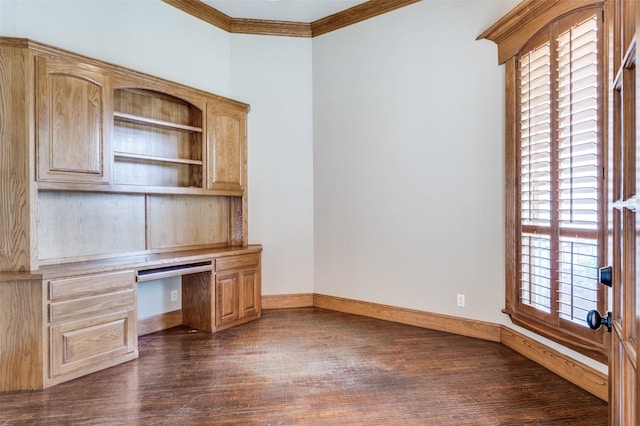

{"left": 0, "top": 308, "right": 607, "bottom": 425}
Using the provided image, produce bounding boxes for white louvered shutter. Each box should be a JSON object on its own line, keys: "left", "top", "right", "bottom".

{"left": 517, "top": 14, "right": 600, "bottom": 327}
{"left": 556, "top": 15, "right": 600, "bottom": 325}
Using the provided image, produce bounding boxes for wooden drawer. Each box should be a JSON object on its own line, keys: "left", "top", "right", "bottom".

{"left": 216, "top": 254, "right": 259, "bottom": 272}
{"left": 50, "top": 289, "right": 134, "bottom": 323}
{"left": 50, "top": 270, "right": 135, "bottom": 301}
{"left": 50, "top": 309, "right": 136, "bottom": 378}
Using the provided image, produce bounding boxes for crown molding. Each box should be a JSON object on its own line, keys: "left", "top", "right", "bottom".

{"left": 163, "top": 0, "right": 232, "bottom": 32}
{"left": 231, "top": 18, "right": 312, "bottom": 38}
{"left": 311, "top": 0, "right": 421, "bottom": 37}
{"left": 163, "top": 0, "right": 420, "bottom": 38}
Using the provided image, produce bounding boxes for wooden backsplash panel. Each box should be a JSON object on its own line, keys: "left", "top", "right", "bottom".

{"left": 147, "top": 195, "right": 229, "bottom": 249}
{"left": 38, "top": 191, "right": 146, "bottom": 261}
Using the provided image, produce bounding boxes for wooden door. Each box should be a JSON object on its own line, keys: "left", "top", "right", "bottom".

{"left": 206, "top": 101, "right": 246, "bottom": 194}
{"left": 215, "top": 271, "right": 239, "bottom": 327}
{"left": 36, "top": 54, "right": 111, "bottom": 184}
{"left": 607, "top": 1, "right": 638, "bottom": 424}
{"left": 239, "top": 267, "right": 261, "bottom": 319}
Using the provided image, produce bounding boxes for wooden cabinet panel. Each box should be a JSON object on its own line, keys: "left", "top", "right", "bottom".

{"left": 36, "top": 55, "right": 111, "bottom": 184}
{"left": 216, "top": 253, "right": 259, "bottom": 271}
{"left": 50, "top": 310, "right": 136, "bottom": 378}
{"left": 146, "top": 195, "right": 229, "bottom": 250}
{"left": 50, "top": 289, "right": 134, "bottom": 322}
{"left": 206, "top": 101, "right": 247, "bottom": 194}
{"left": 182, "top": 271, "right": 214, "bottom": 332}
{"left": 216, "top": 272, "right": 240, "bottom": 327}
{"left": 239, "top": 268, "right": 260, "bottom": 319}
{"left": 0, "top": 279, "right": 46, "bottom": 392}
{"left": 0, "top": 43, "right": 38, "bottom": 273}
{"left": 38, "top": 192, "right": 146, "bottom": 263}
{"left": 50, "top": 270, "right": 134, "bottom": 300}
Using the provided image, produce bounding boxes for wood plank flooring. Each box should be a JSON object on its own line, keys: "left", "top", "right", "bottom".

{"left": 0, "top": 308, "right": 608, "bottom": 425}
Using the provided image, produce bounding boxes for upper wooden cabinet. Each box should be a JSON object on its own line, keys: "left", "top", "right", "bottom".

{"left": 18, "top": 38, "right": 250, "bottom": 196}
{"left": 206, "top": 100, "right": 247, "bottom": 193}
{"left": 0, "top": 37, "right": 251, "bottom": 273}
{"left": 36, "top": 54, "right": 111, "bottom": 184}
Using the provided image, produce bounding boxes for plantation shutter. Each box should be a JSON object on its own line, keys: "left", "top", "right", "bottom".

{"left": 517, "top": 14, "right": 601, "bottom": 329}
{"left": 555, "top": 15, "right": 600, "bottom": 325}
{"left": 519, "top": 41, "right": 553, "bottom": 314}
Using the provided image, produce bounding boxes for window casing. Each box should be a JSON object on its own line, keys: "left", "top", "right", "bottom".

{"left": 509, "top": 7, "right": 607, "bottom": 360}
{"left": 478, "top": 1, "right": 607, "bottom": 361}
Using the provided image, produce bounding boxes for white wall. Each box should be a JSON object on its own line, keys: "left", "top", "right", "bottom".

{"left": 313, "top": 0, "right": 509, "bottom": 323}
{"left": 0, "top": 0, "right": 232, "bottom": 95}
{"left": 312, "top": 0, "right": 605, "bottom": 372}
{"left": 230, "top": 34, "right": 315, "bottom": 295}
{"left": 138, "top": 277, "right": 182, "bottom": 320}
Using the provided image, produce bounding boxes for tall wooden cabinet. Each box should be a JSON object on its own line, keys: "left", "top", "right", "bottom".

{"left": 0, "top": 37, "right": 261, "bottom": 392}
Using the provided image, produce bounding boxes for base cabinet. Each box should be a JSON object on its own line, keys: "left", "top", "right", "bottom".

{"left": 181, "top": 252, "right": 261, "bottom": 333}
{"left": 47, "top": 270, "right": 138, "bottom": 387}
{"left": 215, "top": 253, "right": 261, "bottom": 331}
{"left": 214, "top": 267, "right": 261, "bottom": 327}
{"left": 0, "top": 270, "right": 138, "bottom": 391}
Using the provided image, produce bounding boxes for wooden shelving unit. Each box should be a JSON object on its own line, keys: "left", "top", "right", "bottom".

{"left": 113, "top": 87, "right": 205, "bottom": 189}
{"left": 0, "top": 37, "right": 259, "bottom": 392}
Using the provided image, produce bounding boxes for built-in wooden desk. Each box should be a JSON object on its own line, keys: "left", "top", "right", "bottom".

{"left": 0, "top": 38, "right": 259, "bottom": 392}
{"left": 0, "top": 246, "right": 262, "bottom": 392}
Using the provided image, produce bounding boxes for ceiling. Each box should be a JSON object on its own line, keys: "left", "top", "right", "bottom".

{"left": 201, "top": 0, "right": 369, "bottom": 22}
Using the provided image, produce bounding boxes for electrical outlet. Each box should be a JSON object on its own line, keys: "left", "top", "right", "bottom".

{"left": 456, "top": 294, "right": 465, "bottom": 307}
{"left": 170, "top": 289, "right": 178, "bottom": 302}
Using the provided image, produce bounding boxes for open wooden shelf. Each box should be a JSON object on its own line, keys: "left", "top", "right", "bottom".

{"left": 114, "top": 112, "right": 203, "bottom": 133}
{"left": 113, "top": 87, "right": 204, "bottom": 189}
{"left": 114, "top": 151, "right": 203, "bottom": 166}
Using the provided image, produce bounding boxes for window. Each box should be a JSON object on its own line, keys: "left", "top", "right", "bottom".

{"left": 479, "top": 3, "right": 606, "bottom": 361}
{"left": 518, "top": 11, "right": 602, "bottom": 324}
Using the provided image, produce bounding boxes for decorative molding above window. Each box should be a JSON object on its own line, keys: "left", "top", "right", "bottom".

{"left": 477, "top": 0, "right": 603, "bottom": 64}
